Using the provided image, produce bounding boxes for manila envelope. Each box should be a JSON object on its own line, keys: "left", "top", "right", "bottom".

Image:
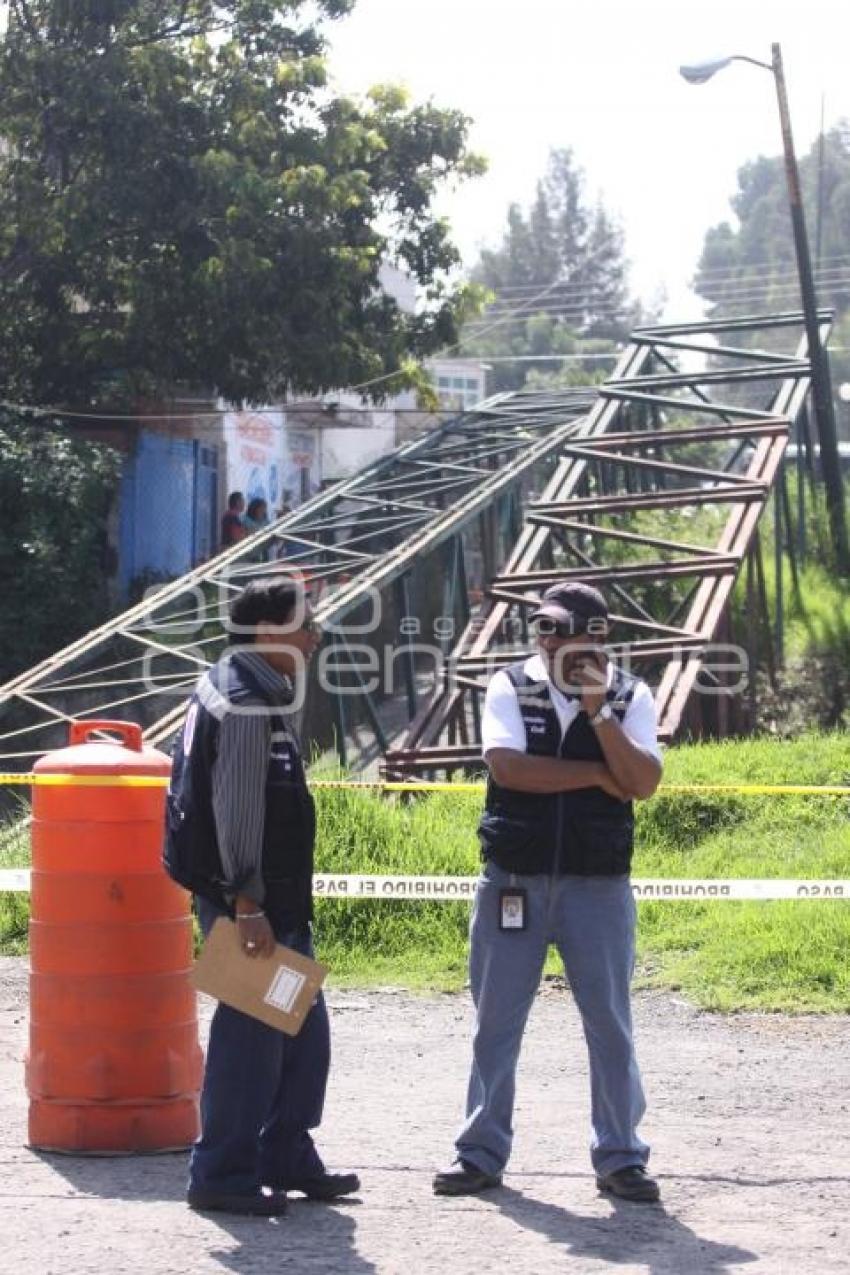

{"left": 193, "top": 917, "right": 327, "bottom": 1036}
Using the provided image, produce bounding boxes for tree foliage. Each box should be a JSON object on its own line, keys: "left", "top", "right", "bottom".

{"left": 460, "top": 148, "right": 636, "bottom": 393}
{"left": 0, "top": 407, "right": 120, "bottom": 682}
{"left": 0, "top": 1, "right": 485, "bottom": 407}
{"left": 694, "top": 124, "right": 850, "bottom": 413}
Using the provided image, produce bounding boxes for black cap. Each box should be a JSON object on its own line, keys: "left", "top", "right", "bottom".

{"left": 529, "top": 582, "right": 609, "bottom": 634}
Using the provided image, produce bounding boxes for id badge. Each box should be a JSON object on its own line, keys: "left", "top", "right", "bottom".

{"left": 499, "top": 888, "right": 527, "bottom": 931}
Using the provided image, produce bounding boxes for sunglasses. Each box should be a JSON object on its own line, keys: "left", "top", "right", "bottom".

{"left": 534, "top": 617, "right": 591, "bottom": 639}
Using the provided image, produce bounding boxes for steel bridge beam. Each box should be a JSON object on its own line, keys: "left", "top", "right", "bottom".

{"left": 384, "top": 311, "right": 832, "bottom": 775}
{"left": 0, "top": 390, "right": 594, "bottom": 768}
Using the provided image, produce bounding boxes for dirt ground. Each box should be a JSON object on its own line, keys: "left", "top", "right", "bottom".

{"left": 1, "top": 955, "right": 847, "bottom": 1275}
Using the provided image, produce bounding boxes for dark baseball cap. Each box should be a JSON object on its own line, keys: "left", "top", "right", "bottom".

{"left": 529, "top": 582, "right": 609, "bottom": 634}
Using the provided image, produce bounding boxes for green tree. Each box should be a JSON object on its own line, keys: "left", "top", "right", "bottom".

{"left": 461, "top": 148, "right": 636, "bottom": 392}
{"left": 694, "top": 123, "right": 850, "bottom": 423}
{"left": 0, "top": 1, "right": 484, "bottom": 408}
{"left": 0, "top": 407, "right": 120, "bottom": 682}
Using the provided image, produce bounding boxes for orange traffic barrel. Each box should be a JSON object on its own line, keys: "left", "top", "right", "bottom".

{"left": 26, "top": 720, "right": 202, "bottom": 1153}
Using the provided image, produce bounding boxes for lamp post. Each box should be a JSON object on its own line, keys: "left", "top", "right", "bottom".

{"left": 680, "top": 44, "right": 850, "bottom": 574}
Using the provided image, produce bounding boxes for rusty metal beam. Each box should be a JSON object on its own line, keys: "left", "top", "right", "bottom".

{"left": 385, "top": 310, "right": 829, "bottom": 776}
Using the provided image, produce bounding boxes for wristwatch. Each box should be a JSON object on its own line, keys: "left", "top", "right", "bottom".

{"left": 589, "top": 703, "right": 614, "bottom": 727}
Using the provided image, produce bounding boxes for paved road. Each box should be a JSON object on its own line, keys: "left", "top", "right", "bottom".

{"left": 2, "top": 958, "right": 847, "bottom": 1274}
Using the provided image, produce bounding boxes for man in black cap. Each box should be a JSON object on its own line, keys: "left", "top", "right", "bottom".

{"left": 434, "top": 582, "right": 663, "bottom": 1203}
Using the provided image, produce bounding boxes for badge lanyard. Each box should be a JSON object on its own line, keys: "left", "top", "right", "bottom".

{"left": 499, "top": 872, "right": 527, "bottom": 931}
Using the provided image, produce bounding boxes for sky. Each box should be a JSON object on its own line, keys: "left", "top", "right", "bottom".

{"left": 325, "top": 0, "right": 850, "bottom": 320}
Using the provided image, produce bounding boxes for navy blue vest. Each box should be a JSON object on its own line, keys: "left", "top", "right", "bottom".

{"left": 165, "top": 656, "right": 315, "bottom": 927}
{"left": 478, "top": 661, "right": 637, "bottom": 876}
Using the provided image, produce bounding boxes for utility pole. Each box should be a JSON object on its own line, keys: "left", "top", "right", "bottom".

{"left": 680, "top": 45, "right": 850, "bottom": 573}
{"left": 771, "top": 43, "right": 849, "bottom": 574}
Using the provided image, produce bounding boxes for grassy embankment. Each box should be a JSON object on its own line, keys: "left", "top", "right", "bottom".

{"left": 1, "top": 733, "right": 848, "bottom": 1011}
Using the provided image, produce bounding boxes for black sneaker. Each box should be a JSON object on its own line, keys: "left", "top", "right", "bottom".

{"left": 596, "top": 1165, "right": 660, "bottom": 1203}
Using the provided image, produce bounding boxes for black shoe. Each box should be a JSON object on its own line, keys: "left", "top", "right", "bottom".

{"left": 433, "top": 1159, "right": 502, "bottom": 1196}
{"left": 596, "top": 1165, "right": 660, "bottom": 1203}
{"left": 280, "top": 1172, "right": 361, "bottom": 1200}
{"left": 187, "top": 1188, "right": 289, "bottom": 1216}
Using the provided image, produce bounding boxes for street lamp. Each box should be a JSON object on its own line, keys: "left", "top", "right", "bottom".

{"left": 680, "top": 43, "right": 850, "bottom": 575}
{"left": 680, "top": 54, "right": 773, "bottom": 83}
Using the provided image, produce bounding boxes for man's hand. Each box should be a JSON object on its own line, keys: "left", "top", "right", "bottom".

{"left": 571, "top": 648, "right": 608, "bottom": 719}
{"left": 235, "top": 898, "right": 275, "bottom": 958}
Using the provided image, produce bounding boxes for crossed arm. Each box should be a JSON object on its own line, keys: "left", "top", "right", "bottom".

{"left": 486, "top": 723, "right": 661, "bottom": 802}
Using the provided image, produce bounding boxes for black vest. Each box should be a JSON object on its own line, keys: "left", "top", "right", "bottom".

{"left": 478, "top": 661, "right": 637, "bottom": 876}
{"left": 166, "top": 655, "right": 315, "bottom": 927}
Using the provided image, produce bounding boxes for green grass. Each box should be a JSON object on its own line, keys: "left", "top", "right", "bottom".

{"left": 0, "top": 796, "right": 32, "bottom": 956}
{"left": 318, "top": 734, "right": 850, "bottom": 1009}
{"left": 631, "top": 735, "right": 850, "bottom": 1012}
{"left": 2, "top": 733, "right": 849, "bottom": 1010}
{"left": 314, "top": 784, "right": 480, "bottom": 990}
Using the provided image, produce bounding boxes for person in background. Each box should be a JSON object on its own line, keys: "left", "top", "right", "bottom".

{"left": 433, "top": 581, "right": 663, "bottom": 1204}
{"left": 243, "top": 497, "right": 270, "bottom": 535}
{"left": 243, "top": 498, "right": 271, "bottom": 564}
{"left": 221, "top": 492, "right": 246, "bottom": 549}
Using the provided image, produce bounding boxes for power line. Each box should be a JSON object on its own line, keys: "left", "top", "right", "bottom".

{"left": 484, "top": 251, "right": 850, "bottom": 296}
{"left": 485, "top": 278, "right": 633, "bottom": 301}
{"left": 5, "top": 268, "right": 847, "bottom": 423}
{"left": 687, "top": 253, "right": 850, "bottom": 286}
{"left": 462, "top": 275, "right": 850, "bottom": 336}
{"left": 479, "top": 272, "right": 850, "bottom": 318}
{"left": 482, "top": 268, "right": 847, "bottom": 309}
{"left": 448, "top": 352, "right": 619, "bottom": 363}
{"left": 0, "top": 278, "right": 570, "bottom": 425}
{"left": 462, "top": 298, "right": 634, "bottom": 331}
{"left": 693, "top": 257, "right": 850, "bottom": 285}
{"left": 0, "top": 400, "right": 465, "bottom": 424}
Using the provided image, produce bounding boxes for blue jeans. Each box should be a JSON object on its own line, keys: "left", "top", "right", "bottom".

{"left": 455, "top": 862, "right": 649, "bottom": 1179}
{"left": 189, "top": 898, "right": 330, "bottom": 1196}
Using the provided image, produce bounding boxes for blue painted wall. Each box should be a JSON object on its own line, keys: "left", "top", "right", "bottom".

{"left": 118, "top": 431, "right": 218, "bottom": 596}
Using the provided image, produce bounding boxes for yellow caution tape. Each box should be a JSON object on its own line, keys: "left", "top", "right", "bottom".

{"left": 652, "top": 783, "right": 850, "bottom": 796}
{"left": 310, "top": 780, "right": 486, "bottom": 792}
{"left": 317, "top": 780, "right": 850, "bottom": 795}
{"left": 0, "top": 774, "right": 848, "bottom": 796}
{"left": 0, "top": 772, "right": 169, "bottom": 787}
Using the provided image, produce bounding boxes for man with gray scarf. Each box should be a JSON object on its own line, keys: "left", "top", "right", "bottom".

{"left": 166, "top": 576, "right": 359, "bottom": 1216}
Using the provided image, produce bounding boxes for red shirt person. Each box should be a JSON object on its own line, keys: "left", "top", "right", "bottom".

{"left": 221, "top": 492, "right": 246, "bottom": 549}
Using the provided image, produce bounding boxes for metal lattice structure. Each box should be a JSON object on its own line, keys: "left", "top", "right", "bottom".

{"left": 0, "top": 388, "right": 595, "bottom": 770}
{"left": 384, "top": 311, "right": 830, "bottom": 776}
{"left": 0, "top": 310, "right": 831, "bottom": 777}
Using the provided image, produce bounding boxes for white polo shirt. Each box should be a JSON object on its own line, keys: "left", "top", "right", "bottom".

{"left": 481, "top": 654, "right": 662, "bottom": 761}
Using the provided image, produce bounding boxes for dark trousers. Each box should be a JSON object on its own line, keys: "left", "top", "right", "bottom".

{"left": 189, "top": 898, "right": 330, "bottom": 1195}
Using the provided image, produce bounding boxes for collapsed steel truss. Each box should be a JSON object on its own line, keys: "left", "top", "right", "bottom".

{"left": 385, "top": 311, "right": 829, "bottom": 775}
{"left": 0, "top": 388, "right": 594, "bottom": 768}
{"left": 0, "top": 311, "right": 829, "bottom": 775}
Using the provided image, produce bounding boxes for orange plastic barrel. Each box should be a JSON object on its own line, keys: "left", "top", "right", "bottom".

{"left": 26, "top": 720, "right": 202, "bottom": 1153}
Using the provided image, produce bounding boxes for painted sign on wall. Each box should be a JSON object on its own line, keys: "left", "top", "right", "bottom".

{"left": 224, "top": 409, "right": 286, "bottom": 511}
{"left": 283, "top": 428, "right": 320, "bottom": 504}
